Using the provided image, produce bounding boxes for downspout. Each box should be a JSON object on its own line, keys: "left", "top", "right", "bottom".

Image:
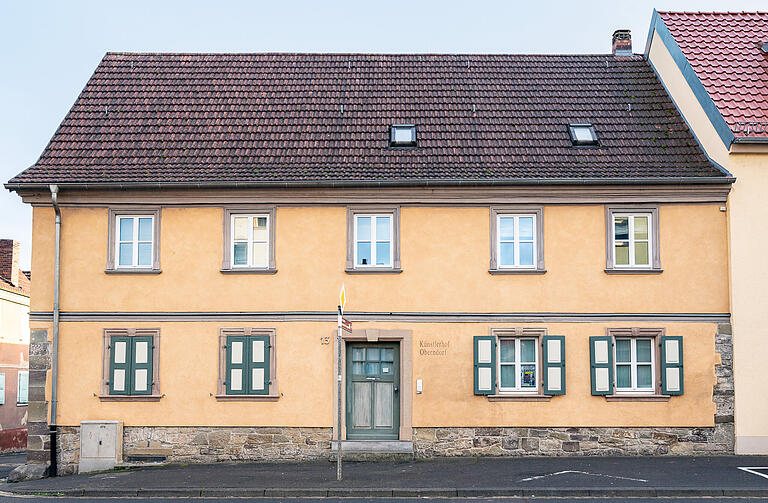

{"left": 49, "top": 184, "right": 60, "bottom": 477}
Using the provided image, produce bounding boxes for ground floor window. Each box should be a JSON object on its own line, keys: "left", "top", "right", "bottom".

{"left": 498, "top": 338, "right": 538, "bottom": 393}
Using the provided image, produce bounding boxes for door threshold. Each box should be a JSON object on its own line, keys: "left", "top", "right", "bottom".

{"left": 331, "top": 440, "right": 413, "bottom": 453}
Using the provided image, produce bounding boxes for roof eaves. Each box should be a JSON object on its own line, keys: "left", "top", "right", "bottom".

{"left": 4, "top": 176, "right": 735, "bottom": 193}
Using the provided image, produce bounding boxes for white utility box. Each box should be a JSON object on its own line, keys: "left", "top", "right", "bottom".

{"left": 79, "top": 420, "right": 123, "bottom": 473}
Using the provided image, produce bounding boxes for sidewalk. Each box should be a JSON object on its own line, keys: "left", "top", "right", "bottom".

{"left": 6, "top": 456, "right": 768, "bottom": 498}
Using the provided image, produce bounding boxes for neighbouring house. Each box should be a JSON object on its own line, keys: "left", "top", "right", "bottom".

{"left": 645, "top": 10, "right": 768, "bottom": 454}
{"left": 0, "top": 240, "right": 30, "bottom": 452}
{"left": 5, "top": 29, "right": 735, "bottom": 476}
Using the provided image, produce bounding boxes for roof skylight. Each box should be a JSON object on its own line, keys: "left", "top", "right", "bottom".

{"left": 568, "top": 124, "right": 599, "bottom": 146}
{"left": 390, "top": 124, "right": 417, "bottom": 147}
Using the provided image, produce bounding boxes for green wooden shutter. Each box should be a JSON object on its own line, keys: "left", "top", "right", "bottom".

{"left": 473, "top": 336, "right": 496, "bottom": 395}
{"left": 542, "top": 335, "right": 566, "bottom": 395}
{"left": 226, "top": 335, "right": 248, "bottom": 395}
{"left": 17, "top": 371, "right": 28, "bottom": 404}
{"left": 130, "top": 336, "right": 154, "bottom": 395}
{"left": 248, "top": 335, "right": 270, "bottom": 395}
{"left": 109, "top": 335, "right": 132, "bottom": 395}
{"left": 661, "top": 335, "right": 684, "bottom": 395}
{"left": 590, "top": 336, "right": 613, "bottom": 396}
{"left": 0, "top": 373, "right": 6, "bottom": 405}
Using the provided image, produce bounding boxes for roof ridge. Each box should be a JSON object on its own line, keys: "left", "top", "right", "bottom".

{"left": 103, "top": 51, "right": 642, "bottom": 58}
{"left": 659, "top": 10, "right": 768, "bottom": 15}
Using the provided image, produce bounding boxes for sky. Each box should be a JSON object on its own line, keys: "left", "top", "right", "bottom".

{"left": 1, "top": 0, "right": 765, "bottom": 270}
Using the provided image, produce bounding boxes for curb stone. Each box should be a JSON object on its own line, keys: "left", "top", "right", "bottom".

{"left": 10, "top": 486, "right": 768, "bottom": 498}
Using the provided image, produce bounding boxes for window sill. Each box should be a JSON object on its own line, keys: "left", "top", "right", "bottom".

{"left": 489, "top": 269, "right": 547, "bottom": 275}
{"left": 487, "top": 394, "right": 552, "bottom": 402}
{"left": 604, "top": 268, "right": 663, "bottom": 275}
{"left": 605, "top": 394, "right": 670, "bottom": 402}
{"left": 220, "top": 268, "right": 277, "bottom": 275}
{"left": 345, "top": 268, "right": 403, "bottom": 274}
{"left": 215, "top": 394, "right": 280, "bottom": 402}
{"left": 98, "top": 394, "right": 163, "bottom": 402}
{"left": 16, "top": 403, "right": 28, "bottom": 407}
{"left": 105, "top": 269, "right": 162, "bottom": 275}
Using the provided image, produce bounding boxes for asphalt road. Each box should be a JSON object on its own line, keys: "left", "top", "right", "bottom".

{"left": 2, "top": 497, "right": 768, "bottom": 502}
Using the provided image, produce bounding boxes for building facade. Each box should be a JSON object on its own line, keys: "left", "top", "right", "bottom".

{"left": 7, "top": 34, "right": 735, "bottom": 474}
{"left": 0, "top": 240, "right": 30, "bottom": 452}
{"left": 646, "top": 11, "right": 768, "bottom": 454}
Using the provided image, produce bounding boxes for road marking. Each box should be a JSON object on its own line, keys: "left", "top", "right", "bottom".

{"left": 738, "top": 466, "right": 768, "bottom": 480}
{"left": 517, "top": 470, "right": 647, "bottom": 483}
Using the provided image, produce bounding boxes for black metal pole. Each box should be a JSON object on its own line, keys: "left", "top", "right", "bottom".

{"left": 49, "top": 426, "right": 57, "bottom": 477}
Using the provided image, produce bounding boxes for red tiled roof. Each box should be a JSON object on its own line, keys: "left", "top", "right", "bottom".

{"left": 0, "top": 271, "right": 30, "bottom": 297}
{"left": 7, "top": 52, "right": 722, "bottom": 186}
{"left": 659, "top": 11, "right": 768, "bottom": 138}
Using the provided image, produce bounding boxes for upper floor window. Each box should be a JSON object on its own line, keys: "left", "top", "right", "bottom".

{"left": 605, "top": 206, "right": 661, "bottom": 273}
{"left": 106, "top": 208, "right": 161, "bottom": 273}
{"left": 389, "top": 124, "right": 417, "bottom": 147}
{"left": 232, "top": 214, "right": 269, "bottom": 268}
{"left": 355, "top": 214, "right": 392, "bottom": 267}
{"left": 497, "top": 214, "right": 536, "bottom": 269}
{"left": 117, "top": 216, "right": 154, "bottom": 268}
{"left": 489, "top": 207, "right": 545, "bottom": 274}
{"left": 221, "top": 207, "right": 277, "bottom": 273}
{"left": 346, "top": 207, "right": 402, "bottom": 273}
{"left": 612, "top": 214, "right": 650, "bottom": 267}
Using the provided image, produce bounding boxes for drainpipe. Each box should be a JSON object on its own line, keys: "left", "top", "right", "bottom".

{"left": 49, "top": 184, "right": 60, "bottom": 477}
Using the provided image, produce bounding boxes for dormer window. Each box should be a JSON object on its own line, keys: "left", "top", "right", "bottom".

{"left": 568, "top": 124, "right": 598, "bottom": 146}
{"left": 390, "top": 124, "right": 417, "bottom": 147}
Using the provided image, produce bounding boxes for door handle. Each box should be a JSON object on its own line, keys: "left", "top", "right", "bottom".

{"left": 394, "top": 386, "right": 399, "bottom": 393}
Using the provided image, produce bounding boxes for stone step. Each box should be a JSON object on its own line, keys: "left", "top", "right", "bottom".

{"left": 329, "top": 440, "right": 414, "bottom": 461}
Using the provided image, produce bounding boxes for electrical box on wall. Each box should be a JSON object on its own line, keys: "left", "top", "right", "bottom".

{"left": 79, "top": 420, "right": 123, "bottom": 473}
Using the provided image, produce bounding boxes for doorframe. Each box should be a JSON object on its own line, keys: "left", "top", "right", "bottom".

{"left": 332, "top": 328, "right": 413, "bottom": 441}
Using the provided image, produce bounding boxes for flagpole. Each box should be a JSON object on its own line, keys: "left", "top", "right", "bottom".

{"left": 336, "top": 304, "right": 343, "bottom": 481}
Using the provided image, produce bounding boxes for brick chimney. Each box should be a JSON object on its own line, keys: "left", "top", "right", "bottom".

{"left": 612, "top": 30, "right": 632, "bottom": 56}
{"left": 0, "top": 240, "right": 20, "bottom": 286}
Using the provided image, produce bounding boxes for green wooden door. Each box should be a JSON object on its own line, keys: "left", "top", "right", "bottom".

{"left": 346, "top": 343, "right": 400, "bottom": 440}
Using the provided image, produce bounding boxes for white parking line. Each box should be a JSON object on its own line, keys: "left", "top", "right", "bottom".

{"left": 517, "top": 470, "right": 647, "bottom": 483}
{"left": 738, "top": 466, "right": 768, "bottom": 480}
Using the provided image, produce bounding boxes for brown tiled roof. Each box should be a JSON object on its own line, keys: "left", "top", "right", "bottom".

{"left": 7, "top": 53, "right": 724, "bottom": 186}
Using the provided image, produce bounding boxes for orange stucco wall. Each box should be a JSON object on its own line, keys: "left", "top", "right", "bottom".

{"left": 28, "top": 201, "right": 727, "bottom": 428}
{"left": 30, "top": 204, "right": 729, "bottom": 314}
{"left": 30, "top": 320, "right": 718, "bottom": 428}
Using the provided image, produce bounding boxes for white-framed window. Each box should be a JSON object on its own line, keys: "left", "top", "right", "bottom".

{"left": 614, "top": 337, "right": 654, "bottom": 393}
{"left": 116, "top": 215, "right": 155, "bottom": 268}
{"left": 17, "top": 370, "right": 28, "bottom": 405}
{"left": 497, "top": 214, "right": 537, "bottom": 269}
{"left": 612, "top": 213, "right": 651, "bottom": 268}
{"left": 231, "top": 214, "right": 270, "bottom": 268}
{"left": 498, "top": 337, "right": 539, "bottom": 393}
{"left": 354, "top": 214, "right": 393, "bottom": 268}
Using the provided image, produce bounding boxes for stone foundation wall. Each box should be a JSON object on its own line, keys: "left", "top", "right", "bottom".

{"left": 56, "top": 426, "right": 333, "bottom": 475}
{"left": 413, "top": 424, "right": 733, "bottom": 457}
